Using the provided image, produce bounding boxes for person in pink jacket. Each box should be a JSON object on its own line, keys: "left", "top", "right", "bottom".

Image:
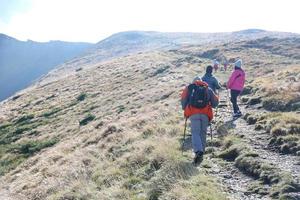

{"left": 227, "top": 59, "right": 245, "bottom": 117}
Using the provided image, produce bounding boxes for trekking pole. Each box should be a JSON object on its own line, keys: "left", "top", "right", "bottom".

{"left": 226, "top": 89, "right": 232, "bottom": 111}
{"left": 215, "top": 105, "right": 219, "bottom": 118}
{"left": 181, "top": 117, "right": 188, "bottom": 154}
{"left": 215, "top": 89, "right": 220, "bottom": 118}
{"left": 210, "top": 123, "right": 213, "bottom": 141}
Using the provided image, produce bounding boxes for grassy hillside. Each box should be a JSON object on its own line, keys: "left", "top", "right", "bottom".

{"left": 0, "top": 36, "right": 299, "bottom": 199}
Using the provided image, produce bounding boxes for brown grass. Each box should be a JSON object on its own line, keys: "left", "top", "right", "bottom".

{"left": 0, "top": 37, "right": 299, "bottom": 199}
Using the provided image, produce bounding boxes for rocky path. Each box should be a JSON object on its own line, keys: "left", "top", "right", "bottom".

{"left": 234, "top": 115, "right": 300, "bottom": 181}
{"left": 198, "top": 90, "right": 300, "bottom": 199}
{"left": 205, "top": 157, "right": 270, "bottom": 200}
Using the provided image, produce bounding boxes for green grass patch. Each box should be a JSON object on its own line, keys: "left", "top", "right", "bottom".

{"left": 0, "top": 153, "right": 26, "bottom": 176}
{"left": 42, "top": 107, "right": 62, "bottom": 118}
{"left": 76, "top": 93, "right": 87, "bottom": 101}
{"left": 0, "top": 137, "right": 58, "bottom": 175}
{"left": 79, "top": 114, "right": 96, "bottom": 126}
{"left": 14, "top": 114, "right": 34, "bottom": 124}
{"left": 116, "top": 105, "right": 125, "bottom": 114}
{"left": 7, "top": 138, "right": 58, "bottom": 156}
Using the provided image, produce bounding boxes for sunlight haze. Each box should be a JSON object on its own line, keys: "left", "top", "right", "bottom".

{"left": 0, "top": 0, "right": 299, "bottom": 42}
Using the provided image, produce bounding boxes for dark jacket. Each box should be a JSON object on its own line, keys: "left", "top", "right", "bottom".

{"left": 202, "top": 73, "right": 221, "bottom": 93}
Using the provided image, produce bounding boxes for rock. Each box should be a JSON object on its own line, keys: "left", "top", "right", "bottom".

{"left": 255, "top": 124, "right": 264, "bottom": 130}
{"left": 280, "top": 185, "right": 297, "bottom": 193}
{"left": 248, "top": 96, "right": 262, "bottom": 105}
{"left": 247, "top": 116, "right": 257, "bottom": 125}
{"left": 241, "top": 86, "right": 253, "bottom": 95}
{"left": 223, "top": 174, "right": 233, "bottom": 179}
{"left": 280, "top": 144, "right": 291, "bottom": 154}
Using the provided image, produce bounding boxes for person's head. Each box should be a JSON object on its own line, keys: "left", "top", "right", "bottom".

{"left": 206, "top": 65, "right": 213, "bottom": 74}
{"left": 234, "top": 59, "right": 242, "bottom": 69}
{"left": 192, "top": 76, "right": 202, "bottom": 83}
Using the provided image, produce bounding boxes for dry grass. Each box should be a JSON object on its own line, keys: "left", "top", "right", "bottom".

{"left": 0, "top": 50, "right": 226, "bottom": 199}
{"left": 161, "top": 174, "right": 227, "bottom": 200}
{"left": 0, "top": 37, "right": 299, "bottom": 199}
{"left": 244, "top": 66, "right": 300, "bottom": 111}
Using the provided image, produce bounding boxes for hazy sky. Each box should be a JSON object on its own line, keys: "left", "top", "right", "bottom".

{"left": 0, "top": 0, "right": 299, "bottom": 43}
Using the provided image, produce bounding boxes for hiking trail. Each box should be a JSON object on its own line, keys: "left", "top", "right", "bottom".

{"left": 183, "top": 89, "right": 300, "bottom": 200}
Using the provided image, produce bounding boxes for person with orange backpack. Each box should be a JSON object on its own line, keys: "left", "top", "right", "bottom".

{"left": 227, "top": 59, "right": 245, "bottom": 117}
{"left": 181, "top": 76, "right": 219, "bottom": 165}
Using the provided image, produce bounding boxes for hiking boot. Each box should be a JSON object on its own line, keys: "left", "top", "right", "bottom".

{"left": 193, "top": 151, "right": 203, "bottom": 166}
{"left": 233, "top": 111, "right": 242, "bottom": 118}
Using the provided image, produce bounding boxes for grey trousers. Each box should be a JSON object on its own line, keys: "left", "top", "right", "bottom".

{"left": 190, "top": 114, "right": 209, "bottom": 153}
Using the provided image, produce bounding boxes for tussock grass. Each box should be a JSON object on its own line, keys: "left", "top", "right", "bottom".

{"left": 77, "top": 92, "right": 87, "bottom": 101}
{"left": 263, "top": 113, "right": 300, "bottom": 155}
{"left": 147, "top": 161, "right": 197, "bottom": 200}
{"left": 50, "top": 179, "right": 99, "bottom": 200}
{"left": 8, "top": 138, "right": 58, "bottom": 156}
{"left": 245, "top": 66, "right": 300, "bottom": 111}
{"left": 161, "top": 174, "right": 227, "bottom": 200}
{"left": 14, "top": 114, "right": 34, "bottom": 124}
{"left": 92, "top": 165, "right": 124, "bottom": 190}
{"left": 244, "top": 112, "right": 300, "bottom": 155}
{"left": 42, "top": 107, "right": 62, "bottom": 118}
{"left": 79, "top": 114, "right": 96, "bottom": 126}
{"left": 216, "top": 134, "right": 300, "bottom": 198}
{"left": 0, "top": 138, "right": 58, "bottom": 175}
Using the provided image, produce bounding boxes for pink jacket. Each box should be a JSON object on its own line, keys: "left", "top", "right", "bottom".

{"left": 227, "top": 68, "right": 245, "bottom": 91}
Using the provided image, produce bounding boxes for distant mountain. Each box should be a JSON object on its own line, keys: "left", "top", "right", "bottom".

{"left": 233, "top": 29, "right": 267, "bottom": 34}
{"left": 0, "top": 34, "right": 93, "bottom": 101}
{"left": 40, "top": 29, "right": 298, "bottom": 84}
{"left": 92, "top": 29, "right": 298, "bottom": 60}
{"left": 90, "top": 30, "right": 298, "bottom": 63}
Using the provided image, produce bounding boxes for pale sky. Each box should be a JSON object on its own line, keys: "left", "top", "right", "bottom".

{"left": 0, "top": 0, "right": 299, "bottom": 43}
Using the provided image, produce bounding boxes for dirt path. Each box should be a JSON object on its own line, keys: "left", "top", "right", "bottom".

{"left": 188, "top": 90, "right": 300, "bottom": 199}
{"left": 205, "top": 157, "right": 271, "bottom": 200}
{"left": 233, "top": 115, "right": 300, "bottom": 181}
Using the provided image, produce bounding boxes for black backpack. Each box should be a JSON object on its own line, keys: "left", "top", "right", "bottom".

{"left": 187, "top": 84, "right": 208, "bottom": 108}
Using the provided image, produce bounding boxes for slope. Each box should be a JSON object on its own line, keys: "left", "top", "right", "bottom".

{"left": 0, "top": 36, "right": 299, "bottom": 199}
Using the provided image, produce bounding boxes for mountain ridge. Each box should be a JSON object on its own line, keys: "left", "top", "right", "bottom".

{"left": 37, "top": 29, "right": 299, "bottom": 85}
{"left": 0, "top": 33, "right": 93, "bottom": 101}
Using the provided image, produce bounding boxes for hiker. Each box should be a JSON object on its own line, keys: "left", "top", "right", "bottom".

{"left": 181, "top": 77, "right": 219, "bottom": 165}
{"left": 223, "top": 60, "right": 229, "bottom": 71}
{"left": 213, "top": 59, "right": 219, "bottom": 72}
{"left": 202, "top": 65, "right": 222, "bottom": 94}
{"left": 227, "top": 59, "right": 245, "bottom": 117}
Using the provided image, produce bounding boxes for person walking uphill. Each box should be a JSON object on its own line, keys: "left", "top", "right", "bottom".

{"left": 181, "top": 77, "right": 219, "bottom": 166}
{"left": 202, "top": 65, "right": 222, "bottom": 94}
{"left": 227, "top": 59, "right": 245, "bottom": 117}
